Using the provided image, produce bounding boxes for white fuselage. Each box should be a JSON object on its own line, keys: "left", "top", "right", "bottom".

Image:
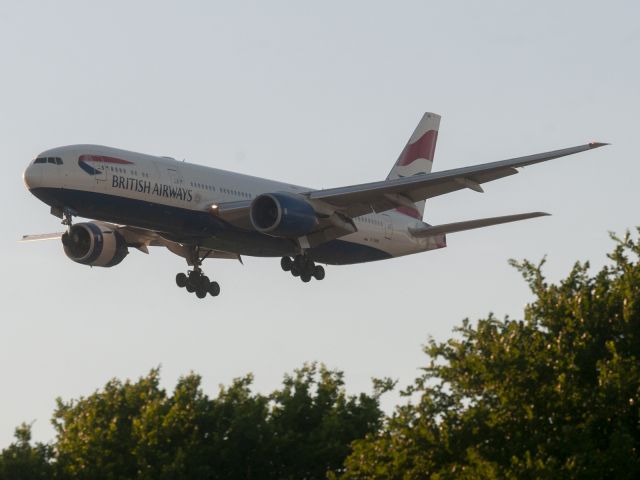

{"left": 24, "top": 145, "right": 445, "bottom": 265}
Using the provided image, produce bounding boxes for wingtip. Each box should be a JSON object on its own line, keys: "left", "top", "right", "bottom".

{"left": 589, "top": 141, "right": 610, "bottom": 148}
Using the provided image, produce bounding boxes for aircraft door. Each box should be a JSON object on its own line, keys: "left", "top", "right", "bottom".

{"left": 382, "top": 214, "right": 393, "bottom": 240}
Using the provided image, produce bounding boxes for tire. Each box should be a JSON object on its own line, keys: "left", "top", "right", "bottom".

{"left": 294, "top": 255, "right": 305, "bottom": 270}
{"left": 186, "top": 281, "right": 195, "bottom": 293}
{"left": 291, "top": 266, "right": 300, "bottom": 277}
{"left": 176, "top": 272, "right": 188, "bottom": 288}
{"left": 196, "top": 288, "right": 207, "bottom": 299}
{"left": 200, "top": 276, "right": 210, "bottom": 289}
{"left": 313, "top": 265, "right": 325, "bottom": 281}
{"left": 208, "top": 282, "right": 220, "bottom": 297}
{"left": 301, "top": 273, "right": 311, "bottom": 283}
{"left": 281, "top": 257, "right": 293, "bottom": 271}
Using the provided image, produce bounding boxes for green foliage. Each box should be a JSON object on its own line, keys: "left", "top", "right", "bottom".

{"left": 0, "top": 423, "right": 53, "bottom": 480}
{"left": 42, "top": 362, "right": 385, "bottom": 480}
{"left": 341, "top": 230, "right": 640, "bottom": 479}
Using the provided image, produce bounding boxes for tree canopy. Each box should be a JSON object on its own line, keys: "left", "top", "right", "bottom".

{"left": 341, "top": 230, "right": 640, "bottom": 479}
{"left": 2, "top": 363, "right": 389, "bottom": 480}
{"left": 2, "top": 230, "right": 640, "bottom": 479}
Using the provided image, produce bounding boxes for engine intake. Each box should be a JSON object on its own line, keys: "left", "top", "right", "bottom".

{"left": 250, "top": 192, "right": 319, "bottom": 237}
{"left": 62, "top": 222, "right": 129, "bottom": 267}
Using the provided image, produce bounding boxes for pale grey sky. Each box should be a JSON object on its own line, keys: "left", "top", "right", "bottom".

{"left": 1, "top": 0, "right": 638, "bottom": 447}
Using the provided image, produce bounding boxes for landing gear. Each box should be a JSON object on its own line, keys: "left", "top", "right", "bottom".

{"left": 176, "top": 272, "right": 188, "bottom": 288}
{"left": 281, "top": 255, "right": 325, "bottom": 283}
{"left": 280, "top": 256, "right": 293, "bottom": 271}
{"left": 176, "top": 269, "right": 220, "bottom": 298}
{"left": 62, "top": 208, "right": 74, "bottom": 227}
{"left": 59, "top": 208, "right": 75, "bottom": 247}
{"left": 175, "top": 247, "right": 221, "bottom": 298}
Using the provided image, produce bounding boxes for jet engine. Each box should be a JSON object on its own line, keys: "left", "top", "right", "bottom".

{"left": 250, "top": 192, "right": 319, "bottom": 237}
{"left": 62, "top": 222, "right": 129, "bottom": 267}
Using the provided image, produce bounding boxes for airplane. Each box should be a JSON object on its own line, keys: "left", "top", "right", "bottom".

{"left": 22, "top": 112, "right": 607, "bottom": 299}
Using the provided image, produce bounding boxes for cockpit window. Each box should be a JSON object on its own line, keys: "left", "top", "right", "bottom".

{"left": 34, "top": 157, "right": 63, "bottom": 165}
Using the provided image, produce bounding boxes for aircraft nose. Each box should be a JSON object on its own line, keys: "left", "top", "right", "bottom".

{"left": 23, "top": 163, "right": 41, "bottom": 190}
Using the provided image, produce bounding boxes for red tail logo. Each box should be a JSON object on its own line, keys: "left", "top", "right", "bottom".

{"left": 396, "top": 130, "right": 438, "bottom": 166}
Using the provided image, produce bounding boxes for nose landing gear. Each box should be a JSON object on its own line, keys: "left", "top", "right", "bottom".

{"left": 176, "top": 247, "right": 221, "bottom": 298}
{"left": 281, "top": 255, "right": 325, "bottom": 283}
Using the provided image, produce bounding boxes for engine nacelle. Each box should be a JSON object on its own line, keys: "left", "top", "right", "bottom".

{"left": 62, "top": 222, "right": 129, "bottom": 267}
{"left": 250, "top": 192, "right": 319, "bottom": 237}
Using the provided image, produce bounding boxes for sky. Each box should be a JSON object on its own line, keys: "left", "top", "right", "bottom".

{"left": 0, "top": 0, "right": 638, "bottom": 447}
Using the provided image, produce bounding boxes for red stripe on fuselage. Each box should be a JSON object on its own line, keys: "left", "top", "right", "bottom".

{"left": 79, "top": 154, "right": 134, "bottom": 165}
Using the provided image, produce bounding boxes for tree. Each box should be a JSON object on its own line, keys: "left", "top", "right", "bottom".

{"left": 0, "top": 423, "right": 53, "bottom": 480}
{"left": 341, "top": 230, "right": 640, "bottom": 479}
{"left": 268, "top": 363, "right": 391, "bottom": 479}
{"left": 49, "top": 363, "right": 387, "bottom": 479}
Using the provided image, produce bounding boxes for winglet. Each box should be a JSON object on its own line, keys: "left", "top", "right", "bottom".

{"left": 589, "top": 142, "right": 610, "bottom": 149}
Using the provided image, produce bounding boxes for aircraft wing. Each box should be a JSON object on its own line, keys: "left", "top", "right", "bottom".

{"left": 21, "top": 223, "right": 241, "bottom": 263}
{"left": 408, "top": 212, "right": 549, "bottom": 237}
{"left": 21, "top": 232, "right": 64, "bottom": 241}
{"left": 306, "top": 142, "right": 607, "bottom": 218}
{"left": 216, "top": 142, "right": 606, "bottom": 235}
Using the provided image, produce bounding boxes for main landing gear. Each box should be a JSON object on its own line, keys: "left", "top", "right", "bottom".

{"left": 176, "top": 270, "right": 220, "bottom": 298}
{"left": 280, "top": 255, "right": 325, "bottom": 283}
{"left": 175, "top": 247, "right": 220, "bottom": 299}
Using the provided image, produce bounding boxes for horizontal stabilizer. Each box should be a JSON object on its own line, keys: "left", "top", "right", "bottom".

{"left": 409, "top": 212, "right": 550, "bottom": 237}
{"left": 21, "top": 232, "right": 64, "bottom": 242}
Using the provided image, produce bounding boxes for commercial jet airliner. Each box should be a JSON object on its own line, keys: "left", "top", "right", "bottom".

{"left": 22, "top": 113, "right": 606, "bottom": 298}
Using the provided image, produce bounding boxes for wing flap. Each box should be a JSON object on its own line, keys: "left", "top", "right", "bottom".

{"left": 409, "top": 212, "right": 550, "bottom": 237}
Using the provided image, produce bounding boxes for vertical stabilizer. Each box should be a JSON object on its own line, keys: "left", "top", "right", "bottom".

{"left": 386, "top": 112, "right": 441, "bottom": 219}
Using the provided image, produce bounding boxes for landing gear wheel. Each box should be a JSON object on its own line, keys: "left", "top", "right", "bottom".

{"left": 196, "top": 288, "right": 207, "bottom": 299}
{"left": 208, "top": 281, "right": 220, "bottom": 297}
{"left": 176, "top": 245, "right": 222, "bottom": 298}
{"left": 176, "top": 273, "right": 188, "bottom": 288}
{"left": 174, "top": 244, "right": 223, "bottom": 298}
{"left": 313, "top": 265, "right": 325, "bottom": 281}
{"left": 294, "top": 255, "right": 305, "bottom": 270}
{"left": 281, "top": 257, "right": 293, "bottom": 271}
{"left": 287, "top": 254, "right": 327, "bottom": 283}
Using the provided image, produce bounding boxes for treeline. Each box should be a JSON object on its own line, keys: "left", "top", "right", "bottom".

{"left": 0, "top": 364, "right": 390, "bottom": 480}
{"left": 2, "top": 230, "right": 640, "bottom": 479}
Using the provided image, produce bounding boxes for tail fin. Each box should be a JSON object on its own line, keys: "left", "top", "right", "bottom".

{"left": 386, "top": 112, "right": 441, "bottom": 219}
